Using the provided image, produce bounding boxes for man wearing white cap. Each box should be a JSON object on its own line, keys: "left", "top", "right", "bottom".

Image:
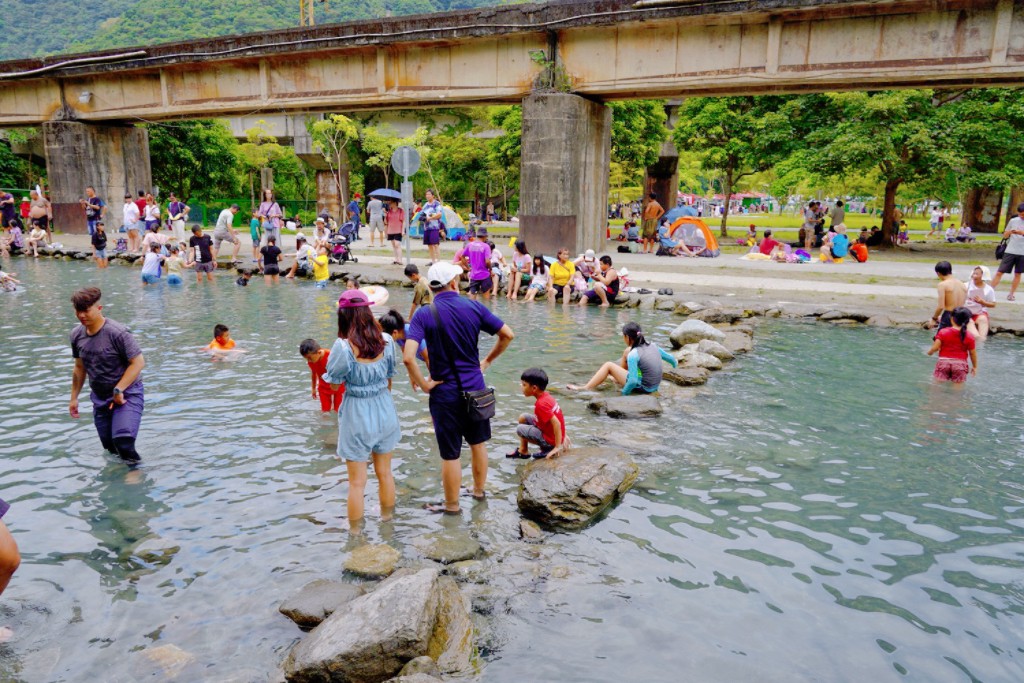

{"left": 403, "top": 261, "right": 515, "bottom": 514}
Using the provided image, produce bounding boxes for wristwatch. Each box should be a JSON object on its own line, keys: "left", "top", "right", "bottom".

{"left": 112, "top": 388, "right": 123, "bottom": 397}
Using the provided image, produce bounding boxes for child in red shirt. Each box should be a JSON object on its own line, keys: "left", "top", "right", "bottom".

{"left": 300, "top": 338, "right": 345, "bottom": 411}
{"left": 507, "top": 367, "right": 567, "bottom": 459}
{"left": 927, "top": 307, "right": 977, "bottom": 384}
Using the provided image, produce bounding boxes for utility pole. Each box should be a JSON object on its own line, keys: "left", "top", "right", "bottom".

{"left": 300, "top": 0, "right": 327, "bottom": 27}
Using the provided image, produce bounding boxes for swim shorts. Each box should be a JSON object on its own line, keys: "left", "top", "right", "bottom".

{"left": 194, "top": 261, "right": 216, "bottom": 273}
{"left": 429, "top": 395, "right": 491, "bottom": 461}
{"left": 468, "top": 277, "right": 492, "bottom": 294}
{"left": 213, "top": 230, "right": 239, "bottom": 249}
{"left": 934, "top": 358, "right": 969, "bottom": 383}
{"left": 642, "top": 219, "right": 658, "bottom": 240}
{"left": 997, "top": 252, "right": 1024, "bottom": 275}
{"left": 516, "top": 414, "right": 554, "bottom": 449}
{"left": 263, "top": 264, "right": 280, "bottom": 276}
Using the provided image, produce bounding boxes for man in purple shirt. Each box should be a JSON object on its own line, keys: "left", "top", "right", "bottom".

{"left": 404, "top": 261, "right": 514, "bottom": 513}
{"left": 464, "top": 228, "right": 493, "bottom": 300}
{"left": 68, "top": 287, "right": 146, "bottom": 464}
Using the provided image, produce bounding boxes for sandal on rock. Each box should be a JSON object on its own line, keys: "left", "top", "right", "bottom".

{"left": 461, "top": 488, "right": 486, "bottom": 500}
{"left": 1008, "top": 293, "right": 1016, "bottom": 301}
{"left": 505, "top": 449, "right": 530, "bottom": 459}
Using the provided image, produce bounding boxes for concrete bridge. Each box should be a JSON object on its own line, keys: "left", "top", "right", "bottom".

{"left": 3, "top": 0, "right": 1022, "bottom": 252}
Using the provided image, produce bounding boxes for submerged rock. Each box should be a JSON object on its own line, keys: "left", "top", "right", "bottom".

{"left": 517, "top": 448, "right": 639, "bottom": 530}
{"left": 384, "top": 675, "right": 443, "bottom": 683}
{"left": 143, "top": 644, "right": 195, "bottom": 677}
{"left": 721, "top": 331, "right": 754, "bottom": 354}
{"left": 279, "top": 579, "right": 366, "bottom": 629}
{"left": 670, "top": 319, "right": 725, "bottom": 348}
{"left": 589, "top": 395, "right": 663, "bottom": 418}
{"left": 344, "top": 544, "right": 401, "bottom": 579}
{"left": 417, "top": 530, "right": 481, "bottom": 564}
{"left": 662, "top": 367, "right": 710, "bottom": 386}
{"left": 283, "top": 567, "right": 474, "bottom": 683}
{"left": 696, "top": 339, "right": 734, "bottom": 360}
{"left": 519, "top": 519, "right": 544, "bottom": 541}
{"left": 397, "top": 656, "right": 441, "bottom": 678}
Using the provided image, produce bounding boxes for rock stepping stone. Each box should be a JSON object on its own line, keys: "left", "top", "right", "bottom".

{"left": 344, "top": 543, "right": 401, "bottom": 579}
{"left": 517, "top": 448, "right": 639, "bottom": 530}
{"left": 588, "top": 394, "right": 663, "bottom": 419}
{"left": 662, "top": 367, "right": 710, "bottom": 386}
{"left": 670, "top": 319, "right": 726, "bottom": 348}
{"left": 279, "top": 579, "right": 366, "bottom": 629}
{"left": 417, "top": 530, "right": 481, "bottom": 564}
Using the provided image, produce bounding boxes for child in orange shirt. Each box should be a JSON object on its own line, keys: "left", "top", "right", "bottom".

{"left": 205, "top": 324, "right": 236, "bottom": 351}
{"left": 299, "top": 338, "right": 344, "bottom": 411}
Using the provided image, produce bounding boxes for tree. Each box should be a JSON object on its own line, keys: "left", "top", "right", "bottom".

{"left": 487, "top": 106, "right": 522, "bottom": 218}
{"left": 674, "top": 96, "right": 794, "bottom": 236}
{"left": 309, "top": 114, "right": 359, "bottom": 208}
{"left": 236, "top": 122, "right": 292, "bottom": 207}
{"left": 360, "top": 124, "right": 429, "bottom": 190}
{"left": 609, "top": 100, "right": 667, "bottom": 171}
{"left": 802, "top": 90, "right": 951, "bottom": 245}
{"left": 147, "top": 120, "right": 239, "bottom": 202}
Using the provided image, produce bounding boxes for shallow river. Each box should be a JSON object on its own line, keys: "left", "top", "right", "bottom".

{"left": 0, "top": 259, "right": 1022, "bottom": 682}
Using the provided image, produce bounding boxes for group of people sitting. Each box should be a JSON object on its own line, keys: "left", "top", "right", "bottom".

{"left": 741, "top": 223, "right": 869, "bottom": 264}
{"left": 616, "top": 217, "right": 713, "bottom": 257}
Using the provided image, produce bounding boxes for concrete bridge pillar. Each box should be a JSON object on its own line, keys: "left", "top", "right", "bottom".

{"left": 42, "top": 120, "right": 151, "bottom": 234}
{"left": 519, "top": 93, "right": 610, "bottom": 256}
{"left": 644, "top": 102, "right": 681, "bottom": 216}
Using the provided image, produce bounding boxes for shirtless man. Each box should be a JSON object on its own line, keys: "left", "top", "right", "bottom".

{"left": 929, "top": 261, "right": 966, "bottom": 331}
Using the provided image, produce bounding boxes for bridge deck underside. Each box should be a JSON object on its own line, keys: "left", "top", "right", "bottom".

{"left": 1, "top": 0, "right": 1022, "bottom": 125}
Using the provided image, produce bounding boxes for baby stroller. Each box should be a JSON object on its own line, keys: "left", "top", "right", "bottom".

{"left": 329, "top": 222, "right": 357, "bottom": 264}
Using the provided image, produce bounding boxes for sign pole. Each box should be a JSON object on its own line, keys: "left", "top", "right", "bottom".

{"left": 391, "top": 146, "right": 421, "bottom": 268}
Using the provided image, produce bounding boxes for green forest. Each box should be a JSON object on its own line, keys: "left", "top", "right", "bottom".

{"left": 0, "top": 0, "right": 519, "bottom": 61}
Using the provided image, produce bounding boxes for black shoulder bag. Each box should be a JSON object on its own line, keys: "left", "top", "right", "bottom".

{"left": 429, "top": 303, "right": 497, "bottom": 421}
{"left": 996, "top": 238, "right": 1008, "bottom": 260}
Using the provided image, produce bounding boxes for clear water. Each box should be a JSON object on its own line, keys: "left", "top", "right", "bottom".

{"left": 1, "top": 259, "right": 1022, "bottom": 682}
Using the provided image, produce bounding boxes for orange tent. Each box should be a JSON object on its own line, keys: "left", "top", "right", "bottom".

{"left": 668, "top": 217, "right": 720, "bottom": 256}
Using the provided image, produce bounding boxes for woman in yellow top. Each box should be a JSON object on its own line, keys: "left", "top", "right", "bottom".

{"left": 548, "top": 248, "right": 576, "bottom": 304}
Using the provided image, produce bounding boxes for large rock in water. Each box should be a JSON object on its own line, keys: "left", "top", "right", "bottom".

{"left": 670, "top": 319, "right": 726, "bottom": 348}
{"left": 283, "top": 568, "right": 474, "bottom": 683}
{"left": 517, "top": 448, "right": 639, "bottom": 530}
{"left": 662, "top": 367, "right": 710, "bottom": 386}
{"left": 279, "top": 580, "right": 366, "bottom": 629}
{"left": 588, "top": 395, "right": 663, "bottom": 418}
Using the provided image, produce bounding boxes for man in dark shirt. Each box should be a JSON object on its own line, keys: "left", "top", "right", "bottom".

{"left": 404, "top": 262, "right": 514, "bottom": 513}
{"left": 188, "top": 225, "right": 215, "bottom": 282}
{"left": 69, "top": 287, "right": 145, "bottom": 464}
{"left": 0, "top": 191, "right": 16, "bottom": 228}
{"left": 347, "top": 194, "right": 362, "bottom": 240}
{"left": 80, "top": 186, "right": 105, "bottom": 237}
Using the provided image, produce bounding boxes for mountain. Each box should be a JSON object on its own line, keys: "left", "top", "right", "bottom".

{"left": 0, "top": 0, "right": 519, "bottom": 62}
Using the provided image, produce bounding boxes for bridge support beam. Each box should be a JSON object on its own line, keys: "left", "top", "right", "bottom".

{"left": 519, "top": 93, "right": 610, "bottom": 256}
{"left": 644, "top": 102, "right": 681, "bottom": 218}
{"left": 42, "top": 120, "right": 151, "bottom": 234}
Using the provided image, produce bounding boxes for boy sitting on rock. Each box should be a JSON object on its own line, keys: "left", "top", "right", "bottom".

{"left": 507, "top": 367, "right": 568, "bottom": 460}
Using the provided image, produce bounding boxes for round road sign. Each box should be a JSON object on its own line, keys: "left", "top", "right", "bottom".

{"left": 391, "top": 146, "right": 421, "bottom": 178}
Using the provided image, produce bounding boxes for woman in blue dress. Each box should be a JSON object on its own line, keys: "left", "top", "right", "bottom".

{"left": 323, "top": 290, "right": 401, "bottom": 525}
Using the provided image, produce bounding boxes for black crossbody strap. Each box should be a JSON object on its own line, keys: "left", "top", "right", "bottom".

{"left": 429, "top": 303, "right": 465, "bottom": 395}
